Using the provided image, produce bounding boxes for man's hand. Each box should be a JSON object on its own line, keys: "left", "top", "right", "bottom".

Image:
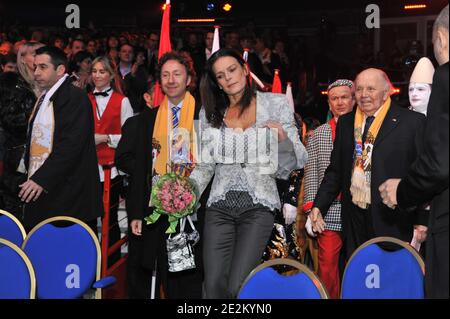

{"left": 19, "top": 180, "right": 44, "bottom": 203}
{"left": 379, "top": 178, "right": 401, "bottom": 209}
{"left": 310, "top": 207, "right": 325, "bottom": 234}
{"left": 305, "top": 215, "right": 317, "bottom": 237}
{"left": 413, "top": 225, "right": 428, "bottom": 243}
{"left": 282, "top": 204, "right": 297, "bottom": 225}
{"left": 131, "top": 219, "right": 142, "bottom": 236}
{"left": 95, "top": 134, "right": 109, "bottom": 145}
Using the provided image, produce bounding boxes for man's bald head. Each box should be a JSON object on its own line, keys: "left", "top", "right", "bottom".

{"left": 433, "top": 5, "right": 449, "bottom": 65}
{"left": 355, "top": 68, "right": 392, "bottom": 116}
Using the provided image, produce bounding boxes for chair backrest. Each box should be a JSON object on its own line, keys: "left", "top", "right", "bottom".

{"left": 0, "top": 238, "right": 36, "bottom": 299}
{"left": 0, "top": 209, "right": 26, "bottom": 247}
{"left": 341, "top": 237, "right": 425, "bottom": 299}
{"left": 22, "top": 216, "right": 101, "bottom": 299}
{"left": 238, "top": 258, "right": 329, "bottom": 299}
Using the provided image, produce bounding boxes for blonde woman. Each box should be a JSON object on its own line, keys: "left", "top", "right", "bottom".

{"left": 88, "top": 56, "right": 133, "bottom": 265}
{"left": 17, "top": 42, "right": 45, "bottom": 96}
{"left": 0, "top": 42, "right": 43, "bottom": 218}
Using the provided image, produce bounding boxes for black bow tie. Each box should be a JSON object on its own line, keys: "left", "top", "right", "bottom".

{"left": 94, "top": 88, "right": 112, "bottom": 97}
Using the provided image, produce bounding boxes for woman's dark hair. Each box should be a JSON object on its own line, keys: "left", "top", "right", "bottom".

{"left": 69, "top": 50, "right": 93, "bottom": 73}
{"left": 200, "top": 48, "right": 256, "bottom": 128}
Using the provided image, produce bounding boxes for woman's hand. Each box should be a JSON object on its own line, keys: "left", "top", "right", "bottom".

{"left": 261, "top": 121, "right": 287, "bottom": 143}
{"left": 95, "top": 134, "right": 109, "bottom": 145}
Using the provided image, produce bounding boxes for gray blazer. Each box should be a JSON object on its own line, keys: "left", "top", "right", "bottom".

{"left": 190, "top": 91, "right": 307, "bottom": 211}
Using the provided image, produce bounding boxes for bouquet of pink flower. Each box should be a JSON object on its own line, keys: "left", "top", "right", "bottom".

{"left": 145, "top": 172, "right": 199, "bottom": 234}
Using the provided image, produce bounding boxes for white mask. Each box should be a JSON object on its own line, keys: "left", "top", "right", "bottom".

{"left": 409, "top": 82, "right": 431, "bottom": 115}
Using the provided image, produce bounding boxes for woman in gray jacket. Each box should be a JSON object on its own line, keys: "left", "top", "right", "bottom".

{"left": 190, "top": 48, "right": 307, "bottom": 298}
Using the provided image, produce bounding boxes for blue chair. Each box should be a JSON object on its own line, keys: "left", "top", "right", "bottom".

{"left": 0, "top": 209, "right": 26, "bottom": 247}
{"left": 0, "top": 238, "right": 36, "bottom": 299}
{"left": 341, "top": 237, "right": 425, "bottom": 299}
{"left": 238, "top": 258, "right": 329, "bottom": 299}
{"left": 22, "top": 216, "right": 116, "bottom": 299}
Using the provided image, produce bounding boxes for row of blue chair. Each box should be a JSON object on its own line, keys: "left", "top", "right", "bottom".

{"left": 238, "top": 237, "right": 425, "bottom": 299}
{"left": 0, "top": 213, "right": 116, "bottom": 299}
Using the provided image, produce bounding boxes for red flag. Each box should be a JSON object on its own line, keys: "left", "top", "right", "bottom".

{"left": 272, "top": 69, "right": 282, "bottom": 93}
{"left": 153, "top": 1, "right": 172, "bottom": 107}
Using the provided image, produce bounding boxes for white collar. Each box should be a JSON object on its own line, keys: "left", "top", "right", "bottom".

{"left": 93, "top": 86, "right": 112, "bottom": 94}
{"left": 43, "top": 74, "right": 69, "bottom": 103}
{"left": 169, "top": 99, "right": 184, "bottom": 110}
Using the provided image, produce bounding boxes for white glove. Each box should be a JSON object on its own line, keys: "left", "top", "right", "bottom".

{"left": 305, "top": 215, "right": 317, "bottom": 237}
{"left": 283, "top": 204, "right": 297, "bottom": 225}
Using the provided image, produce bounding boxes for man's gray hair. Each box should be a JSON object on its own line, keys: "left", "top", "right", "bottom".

{"left": 434, "top": 5, "right": 449, "bottom": 32}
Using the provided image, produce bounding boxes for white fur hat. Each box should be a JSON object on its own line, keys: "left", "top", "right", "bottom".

{"left": 410, "top": 57, "right": 435, "bottom": 84}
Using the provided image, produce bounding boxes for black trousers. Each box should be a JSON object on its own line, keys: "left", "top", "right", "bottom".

{"left": 203, "top": 204, "right": 274, "bottom": 299}
{"left": 425, "top": 214, "right": 449, "bottom": 299}
{"left": 127, "top": 219, "right": 204, "bottom": 299}
{"left": 345, "top": 206, "right": 376, "bottom": 259}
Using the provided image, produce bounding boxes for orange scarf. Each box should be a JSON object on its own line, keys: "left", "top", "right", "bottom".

{"left": 152, "top": 91, "right": 197, "bottom": 178}
{"left": 350, "top": 97, "right": 391, "bottom": 209}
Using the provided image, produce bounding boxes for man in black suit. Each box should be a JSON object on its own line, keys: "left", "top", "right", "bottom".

{"left": 310, "top": 68, "right": 428, "bottom": 258}
{"left": 116, "top": 51, "right": 208, "bottom": 299}
{"left": 19, "top": 46, "right": 102, "bottom": 230}
{"left": 380, "top": 5, "right": 449, "bottom": 298}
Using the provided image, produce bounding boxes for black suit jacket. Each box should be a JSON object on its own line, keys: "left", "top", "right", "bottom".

{"left": 24, "top": 77, "right": 103, "bottom": 229}
{"left": 397, "top": 63, "right": 449, "bottom": 298}
{"left": 116, "top": 102, "right": 208, "bottom": 270}
{"left": 313, "top": 102, "right": 426, "bottom": 256}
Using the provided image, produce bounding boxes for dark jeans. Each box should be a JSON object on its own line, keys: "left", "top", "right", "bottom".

{"left": 203, "top": 204, "right": 274, "bottom": 299}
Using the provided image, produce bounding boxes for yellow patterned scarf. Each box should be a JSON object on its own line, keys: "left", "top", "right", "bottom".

{"left": 350, "top": 97, "right": 391, "bottom": 209}
{"left": 152, "top": 91, "right": 197, "bottom": 178}
{"left": 28, "top": 98, "right": 55, "bottom": 178}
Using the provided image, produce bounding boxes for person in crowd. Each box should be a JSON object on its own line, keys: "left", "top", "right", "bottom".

{"left": 117, "top": 43, "right": 148, "bottom": 113}
{"left": 254, "top": 36, "right": 282, "bottom": 83}
{"left": 146, "top": 32, "right": 159, "bottom": 79}
{"left": 16, "top": 42, "right": 45, "bottom": 96}
{"left": 189, "top": 48, "right": 307, "bottom": 298}
{"left": 0, "top": 43, "right": 43, "bottom": 217}
{"left": 205, "top": 31, "right": 214, "bottom": 61}
{"left": 86, "top": 39, "right": 98, "bottom": 57}
{"left": 380, "top": 5, "right": 449, "bottom": 298}
{"left": 408, "top": 57, "right": 435, "bottom": 115}
{"left": 310, "top": 68, "right": 428, "bottom": 260}
{"left": 0, "top": 53, "right": 17, "bottom": 73}
{"left": 303, "top": 79, "right": 355, "bottom": 298}
{"left": 88, "top": 56, "right": 133, "bottom": 265}
{"left": 0, "top": 41, "right": 13, "bottom": 55}
{"left": 182, "top": 32, "right": 205, "bottom": 88}
{"left": 106, "top": 35, "right": 120, "bottom": 66}
{"left": 69, "top": 51, "right": 93, "bottom": 91}
{"left": 119, "top": 51, "right": 206, "bottom": 299}
{"left": 68, "top": 39, "right": 85, "bottom": 60}
{"left": 19, "top": 46, "right": 102, "bottom": 231}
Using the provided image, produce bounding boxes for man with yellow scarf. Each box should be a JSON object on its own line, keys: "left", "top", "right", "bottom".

{"left": 121, "top": 52, "right": 205, "bottom": 299}
{"left": 309, "top": 68, "right": 429, "bottom": 259}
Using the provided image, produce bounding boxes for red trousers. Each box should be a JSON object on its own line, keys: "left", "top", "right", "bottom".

{"left": 317, "top": 230, "right": 343, "bottom": 299}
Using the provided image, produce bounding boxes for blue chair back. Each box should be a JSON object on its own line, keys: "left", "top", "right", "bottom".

{"left": 0, "top": 238, "right": 36, "bottom": 299}
{"left": 22, "top": 217, "right": 101, "bottom": 299}
{"left": 238, "top": 258, "right": 329, "bottom": 299}
{"left": 341, "top": 237, "right": 425, "bottom": 299}
{"left": 0, "top": 210, "right": 26, "bottom": 247}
